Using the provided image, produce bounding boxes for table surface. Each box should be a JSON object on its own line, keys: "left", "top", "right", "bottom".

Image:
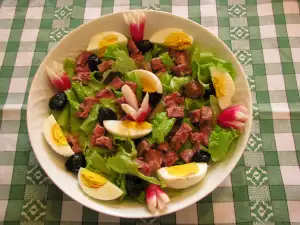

{"left": 1, "top": 0, "right": 300, "bottom": 224}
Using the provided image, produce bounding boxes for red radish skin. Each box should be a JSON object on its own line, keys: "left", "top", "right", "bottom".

{"left": 136, "top": 93, "right": 150, "bottom": 122}
{"left": 50, "top": 72, "right": 71, "bottom": 92}
{"left": 123, "top": 11, "right": 146, "bottom": 42}
{"left": 217, "top": 105, "right": 249, "bottom": 130}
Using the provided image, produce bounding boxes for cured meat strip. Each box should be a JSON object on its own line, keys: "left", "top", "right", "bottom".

{"left": 164, "top": 151, "right": 178, "bottom": 167}
{"left": 76, "top": 97, "right": 99, "bottom": 118}
{"left": 137, "top": 140, "right": 152, "bottom": 157}
{"left": 170, "top": 123, "right": 192, "bottom": 151}
{"left": 91, "top": 124, "right": 106, "bottom": 146}
{"left": 97, "top": 59, "right": 114, "bottom": 73}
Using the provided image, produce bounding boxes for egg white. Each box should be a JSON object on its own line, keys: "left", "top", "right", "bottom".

{"left": 157, "top": 163, "right": 207, "bottom": 189}
{"left": 103, "top": 120, "right": 152, "bottom": 139}
{"left": 87, "top": 31, "right": 128, "bottom": 56}
{"left": 129, "top": 69, "right": 163, "bottom": 94}
{"left": 149, "top": 28, "right": 193, "bottom": 47}
{"left": 43, "top": 115, "right": 74, "bottom": 157}
{"left": 210, "top": 67, "right": 236, "bottom": 110}
{"left": 78, "top": 168, "right": 123, "bottom": 201}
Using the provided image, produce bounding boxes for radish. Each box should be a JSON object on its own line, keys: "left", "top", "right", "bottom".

{"left": 123, "top": 11, "right": 146, "bottom": 42}
{"left": 121, "top": 104, "right": 137, "bottom": 121}
{"left": 121, "top": 84, "right": 139, "bottom": 111}
{"left": 46, "top": 62, "right": 71, "bottom": 92}
{"left": 217, "top": 105, "right": 249, "bottom": 130}
{"left": 146, "top": 184, "right": 170, "bottom": 213}
{"left": 136, "top": 93, "right": 150, "bottom": 122}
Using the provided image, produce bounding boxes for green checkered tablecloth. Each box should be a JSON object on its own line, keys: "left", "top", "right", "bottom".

{"left": 1, "top": 0, "right": 300, "bottom": 224}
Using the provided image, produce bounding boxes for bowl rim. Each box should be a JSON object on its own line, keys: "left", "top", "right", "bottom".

{"left": 27, "top": 9, "right": 253, "bottom": 218}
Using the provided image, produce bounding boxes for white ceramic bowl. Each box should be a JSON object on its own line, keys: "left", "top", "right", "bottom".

{"left": 27, "top": 10, "right": 252, "bottom": 218}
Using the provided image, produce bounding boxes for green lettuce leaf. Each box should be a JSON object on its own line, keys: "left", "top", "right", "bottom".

{"left": 170, "top": 76, "right": 192, "bottom": 93}
{"left": 111, "top": 88, "right": 123, "bottom": 98}
{"left": 69, "top": 107, "right": 82, "bottom": 133}
{"left": 88, "top": 72, "right": 106, "bottom": 92}
{"left": 106, "top": 153, "right": 161, "bottom": 184}
{"left": 80, "top": 104, "right": 100, "bottom": 133}
{"left": 144, "top": 51, "right": 152, "bottom": 62}
{"left": 152, "top": 44, "right": 165, "bottom": 57}
{"left": 159, "top": 52, "right": 174, "bottom": 70}
{"left": 78, "top": 133, "right": 89, "bottom": 152}
{"left": 104, "top": 44, "right": 128, "bottom": 59}
{"left": 208, "top": 125, "right": 239, "bottom": 162}
{"left": 135, "top": 191, "right": 146, "bottom": 204}
{"left": 57, "top": 103, "right": 70, "bottom": 130}
{"left": 85, "top": 146, "right": 110, "bottom": 156}
{"left": 158, "top": 72, "right": 172, "bottom": 94}
{"left": 65, "top": 89, "right": 80, "bottom": 110}
{"left": 99, "top": 98, "right": 121, "bottom": 117}
{"left": 190, "top": 44, "right": 236, "bottom": 82}
{"left": 151, "top": 112, "right": 176, "bottom": 144}
{"left": 209, "top": 95, "right": 220, "bottom": 127}
{"left": 125, "top": 71, "right": 143, "bottom": 101}
{"left": 72, "top": 82, "right": 86, "bottom": 102}
{"left": 104, "top": 45, "right": 136, "bottom": 74}
{"left": 112, "top": 136, "right": 137, "bottom": 158}
{"left": 184, "top": 98, "right": 205, "bottom": 111}
{"left": 63, "top": 58, "right": 76, "bottom": 77}
{"left": 114, "top": 174, "right": 127, "bottom": 200}
{"left": 85, "top": 151, "right": 115, "bottom": 176}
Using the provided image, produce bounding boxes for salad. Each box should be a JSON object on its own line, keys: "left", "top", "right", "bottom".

{"left": 43, "top": 11, "right": 249, "bottom": 214}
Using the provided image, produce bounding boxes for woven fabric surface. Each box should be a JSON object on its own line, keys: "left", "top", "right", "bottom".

{"left": 0, "top": 0, "right": 300, "bottom": 224}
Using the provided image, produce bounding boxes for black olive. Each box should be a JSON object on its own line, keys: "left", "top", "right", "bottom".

{"left": 135, "top": 40, "right": 153, "bottom": 54}
{"left": 203, "top": 83, "right": 216, "bottom": 99}
{"left": 49, "top": 92, "right": 68, "bottom": 111}
{"left": 98, "top": 108, "right": 117, "bottom": 125}
{"left": 65, "top": 153, "right": 86, "bottom": 173}
{"left": 191, "top": 151, "right": 211, "bottom": 163}
{"left": 148, "top": 92, "right": 163, "bottom": 109}
{"left": 87, "top": 54, "right": 101, "bottom": 72}
{"left": 125, "top": 175, "right": 148, "bottom": 198}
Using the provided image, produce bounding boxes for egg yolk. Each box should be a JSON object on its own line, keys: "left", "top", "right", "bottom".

{"left": 98, "top": 34, "right": 118, "bottom": 56}
{"left": 166, "top": 163, "right": 199, "bottom": 177}
{"left": 81, "top": 169, "right": 107, "bottom": 188}
{"left": 212, "top": 74, "right": 227, "bottom": 98}
{"left": 139, "top": 77, "right": 157, "bottom": 93}
{"left": 164, "top": 32, "right": 192, "bottom": 50}
{"left": 123, "top": 121, "right": 152, "bottom": 130}
{"left": 51, "top": 123, "right": 68, "bottom": 146}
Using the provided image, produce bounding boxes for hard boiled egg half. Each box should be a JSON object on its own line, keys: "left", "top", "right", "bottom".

{"left": 157, "top": 163, "right": 207, "bottom": 189}
{"left": 129, "top": 69, "right": 163, "bottom": 94}
{"left": 87, "top": 31, "right": 128, "bottom": 57}
{"left": 149, "top": 28, "right": 193, "bottom": 50}
{"left": 103, "top": 120, "right": 152, "bottom": 139}
{"left": 210, "top": 66, "right": 236, "bottom": 110}
{"left": 43, "top": 115, "right": 74, "bottom": 157}
{"left": 78, "top": 168, "right": 123, "bottom": 200}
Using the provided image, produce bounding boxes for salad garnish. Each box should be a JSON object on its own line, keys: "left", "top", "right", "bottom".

{"left": 43, "top": 10, "right": 249, "bottom": 214}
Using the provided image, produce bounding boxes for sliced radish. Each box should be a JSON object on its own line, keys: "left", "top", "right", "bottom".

{"left": 121, "top": 84, "right": 139, "bottom": 111}
{"left": 46, "top": 62, "right": 71, "bottom": 92}
{"left": 146, "top": 184, "right": 170, "bottom": 214}
{"left": 121, "top": 104, "right": 137, "bottom": 121}
{"left": 136, "top": 93, "right": 150, "bottom": 122}
{"left": 146, "top": 185, "right": 157, "bottom": 213}
{"left": 217, "top": 105, "right": 249, "bottom": 131}
{"left": 156, "top": 186, "right": 170, "bottom": 203}
{"left": 156, "top": 197, "right": 166, "bottom": 211}
{"left": 123, "top": 11, "right": 146, "bottom": 42}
